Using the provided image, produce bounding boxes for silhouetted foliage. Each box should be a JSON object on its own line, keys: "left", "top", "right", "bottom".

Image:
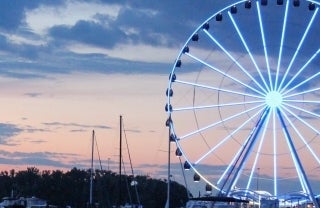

{"left": 0, "top": 167, "right": 189, "bottom": 208}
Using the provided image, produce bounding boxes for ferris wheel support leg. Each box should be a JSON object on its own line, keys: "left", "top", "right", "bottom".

{"left": 225, "top": 107, "right": 270, "bottom": 195}
{"left": 277, "top": 109, "right": 319, "bottom": 208}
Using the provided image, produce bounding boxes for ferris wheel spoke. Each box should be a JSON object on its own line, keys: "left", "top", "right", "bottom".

{"left": 185, "top": 52, "right": 265, "bottom": 96}
{"left": 283, "top": 102, "right": 320, "bottom": 119}
{"left": 245, "top": 111, "right": 271, "bottom": 191}
{"left": 280, "top": 105, "right": 320, "bottom": 165}
{"left": 281, "top": 48, "right": 320, "bottom": 94}
{"left": 310, "top": 1, "right": 320, "bottom": 6}
{"left": 173, "top": 100, "right": 264, "bottom": 112}
{"left": 217, "top": 107, "right": 268, "bottom": 186}
{"left": 179, "top": 103, "right": 265, "bottom": 140}
{"left": 256, "top": 1, "right": 272, "bottom": 90}
{"left": 277, "top": 108, "right": 318, "bottom": 200}
{"left": 278, "top": 7, "right": 319, "bottom": 91}
{"left": 282, "top": 71, "right": 320, "bottom": 96}
{"left": 281, "top": 104, "right": 320, "bottom": 137}
{"left": 277, "top": 109, "right": 307, "bottom": 192}
{"left": 202, "top": 29, "right": 268, "bottom": 94}
{"left": 195, "top": 106, "right": 265, "bottom": 165}
{"left": 283, "top": 99, "right": 320, "bottom": 104}
{"left": 283, "top": 86, "right": 320, "bottom": 99}
{"left": 275, "top": 0, "right": 290, "bottom": 90}
{"left": 227, "top": 107, "right": 271, "bottom": 193}
{"left": 175, "top": 79, "right": 264, "bottom": 99}
{"left": 228, "top": 11, "right": 270, "bottom": 92}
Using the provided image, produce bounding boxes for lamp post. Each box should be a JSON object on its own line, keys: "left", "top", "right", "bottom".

{"left": 256, "top": 167, "right": 260, "bottom": 191}
{"left": 165, "top": 116, "right": 173, "bottom": 208}
{"left": 257, "top": 168, "right": 260, "bottom": 208}
{"left": 166, "top": 129, "right": 171, "bottom": 208}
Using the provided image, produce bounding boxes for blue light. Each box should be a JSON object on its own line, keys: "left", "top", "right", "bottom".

{"left": 265, "top": 91, "right": 283, "bottom": 108}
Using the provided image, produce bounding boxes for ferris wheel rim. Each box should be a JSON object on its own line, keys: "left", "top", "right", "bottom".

{"left": 166, "top": 0, "right": 320, "bottom": 202}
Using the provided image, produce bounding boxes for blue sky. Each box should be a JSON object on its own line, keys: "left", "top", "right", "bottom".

{"left": 0, "top": 0, "right": 234, "bottom": 176}
{"left": 0, "top": 0, "right": 233, "bottom": 77}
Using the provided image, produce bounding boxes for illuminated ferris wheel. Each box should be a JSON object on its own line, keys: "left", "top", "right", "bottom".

{"left": 165, "top": 0, "right": 320, "bottom": 204}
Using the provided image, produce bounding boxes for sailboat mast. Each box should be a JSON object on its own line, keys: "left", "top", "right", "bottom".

{"left": 90, "top": 130, "right": 94, "bottom": 206}
{"left": 119, "top": 115, "right": 122, "bottom": 206}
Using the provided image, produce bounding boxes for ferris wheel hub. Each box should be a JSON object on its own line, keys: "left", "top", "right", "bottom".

{"left": 265, "top": 91, "right": 283, "bottom": 108}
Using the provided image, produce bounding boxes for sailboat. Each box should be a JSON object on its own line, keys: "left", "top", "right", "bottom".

{"left": 117, "top": 115, "right": 143, "bottom": 208}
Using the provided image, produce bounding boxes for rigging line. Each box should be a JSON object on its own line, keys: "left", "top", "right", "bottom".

{"left": 173, "top": 100, "right": 264, "bottom": 112}
{"left": 228, "top": 11, "right": 270, "bottom": 92}
{"left": 94, "top": 132, "right": 103, "bottom": 171}
{"left": 121, "top": 156, "right": 133, "bottom": 205}
{"left": 122, "top": 120, "right": 141, "bottom": 205}
{"left": 175, "top": 79, "right": 264, "bottom": 99}
{"left": 256, "top": 1, "right": 272, "bottom": 90}
{"left": 185, "top": 52, "right": 265, "bottom": 96}
{"left": 278, "top": 7, "right": 319, "bottom": 91}
{"left": 180, "top": 103, "right": 265, "bottom": 141}
{"left": 275, "top": 0, "right": 289, "bottom": 90}
{"left": 202, "top": 29, "right": 268, "bottom": 94}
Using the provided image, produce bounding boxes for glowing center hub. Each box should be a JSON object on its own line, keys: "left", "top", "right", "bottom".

{"left": 265, "top": 91, "right": 283, "bottom": 108}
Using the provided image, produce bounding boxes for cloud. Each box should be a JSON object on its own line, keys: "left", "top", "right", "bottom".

{"left": 0, "top": 0, "right": 244, "bottom": 78}
{"left": 0, "top": 1, "right": 42, "bottom": 31}
{"left": 25, "top": 1, "right": 121, "bottom": 35}
{"left": 0, "top": 123, "right": 23, "bottom": 145}
{"left": 0, "top": 150, "right": 79, "bottom": 169}
{"left": 49, "top": 20, "right": 126, "bottom": 48}
{"left": 24, "top": 92, "right": 42, "bottom": 97}
{"left": 67, "top": 43, "right": 179, "bottom": 63}
{"left": 42, "top": 122, "right": 112, "bottom": 131}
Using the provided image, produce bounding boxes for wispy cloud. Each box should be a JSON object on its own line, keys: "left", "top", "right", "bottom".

{"left": 42, "top": 122, "right": 112, "bottom": 130}
{"left": 0, "top": 123, "right": 23, "bottom": 145}
{"left": 0, "top": 150, "right": 79, "bottom": 169}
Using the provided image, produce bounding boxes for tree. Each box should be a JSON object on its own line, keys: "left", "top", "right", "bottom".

{"left": 0, "top": 167, "right": 189, "bottom": 208}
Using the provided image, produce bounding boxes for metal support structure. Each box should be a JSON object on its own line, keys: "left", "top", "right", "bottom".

{"left": 277, "top": 109, "right": 319, "bottom": 208}
{"left": 225, "top": 107, "right": 270, "bottom": 194}
{"left": 165, "top": 127, "right": 171, "bottom": 208}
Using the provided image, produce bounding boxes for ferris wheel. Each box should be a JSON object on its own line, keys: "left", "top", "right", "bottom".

{"left": 165, "top": 0, "right": 320, "bottom": 204}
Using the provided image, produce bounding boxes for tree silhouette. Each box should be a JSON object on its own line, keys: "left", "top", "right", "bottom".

{"left": 0, "top": 167, "right": 189, "bottom": 208}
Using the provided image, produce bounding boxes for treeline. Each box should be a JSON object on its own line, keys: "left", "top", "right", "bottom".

{"left": 0, "top": 167, "right": 189, "bottom": 208}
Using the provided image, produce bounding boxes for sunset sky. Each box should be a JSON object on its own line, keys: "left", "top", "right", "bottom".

{"left": 0, "top": 0, "right": 237, "bottom": 177}
{"left": 1, "top": 0, "right": 320, "bottom": 198}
